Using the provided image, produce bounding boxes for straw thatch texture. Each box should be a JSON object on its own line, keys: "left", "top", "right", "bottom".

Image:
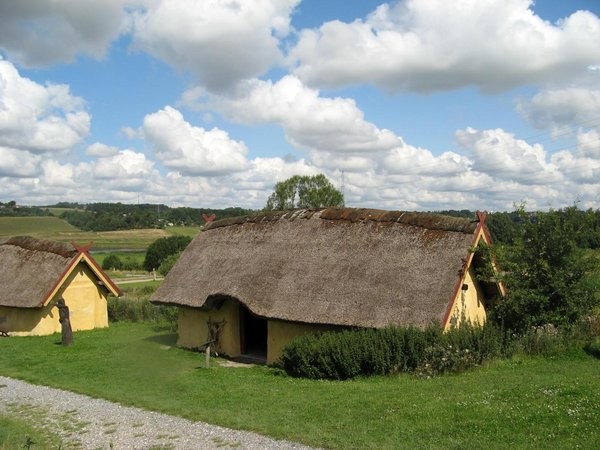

{"left": 0, "top": 236, "right": 78, "bottom": 308}
{"left": 153, "top": 208, "right": 481, "bottom": 328}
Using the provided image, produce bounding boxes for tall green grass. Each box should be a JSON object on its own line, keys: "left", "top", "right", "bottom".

{"left": 0, "top": 323, "right": 598, "bottom": 449}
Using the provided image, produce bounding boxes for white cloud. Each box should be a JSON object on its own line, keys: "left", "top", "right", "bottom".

{"left": 185, "top": 75, "right": 400, "bottom": 155}
{"left": 123, "top": 155, "right": 318, "bottom": 209}
{"left": 576, "top": 129, "right": 600, "bottom": 159}
{"left": 0, "top": 60, "right": 90, "bottom": 153}
{"left": 288, "top": 0, "right": 600, "bottom": 92}
{"left": 92, "top": 149, "right": 155, "bottom": 180}
{"left": 40, "top": 159, "right": 77, "bottom": 188}
{"left": 142, "top": 106, "right": 248, "bottom": 176}
{"left": 551, "top": 150, "right": 600, "bottom": 183}
{"left": 132, "top": 0, "right": 299, "bottom": 91}
{"left": 86, "top": 142, "right": 120, "bottom": 157}
{"left": 0, "top": 146, "right": 160, "bottom": 204}
{"left": 0, "top": 147, "right": 41, "bottom": 177}
{"left": 309, "top": 151, "right": 375, "bottom": 172}
{"left": 233, "top": 157, "right": 318, "bottom": 191}
{"left": 456, "top": 127, "right": 562, "bottom": 184}
{"left": 0, "top": 0, "right": 128, "bottom": 67}
{"left": 383, "top": 146, "right": 469, "bottom": 176}
{"left": 517, "top": 83, "right": 600, "bottom": 132}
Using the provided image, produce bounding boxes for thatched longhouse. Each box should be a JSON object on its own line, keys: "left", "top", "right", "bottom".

{"left": 151, "top": 208, "right": 504, "bottom": 363}
{"left": 0, "top": 236, "right": 120, "bottom": 336}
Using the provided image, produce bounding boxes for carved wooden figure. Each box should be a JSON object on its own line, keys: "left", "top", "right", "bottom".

{"left": 56, "top": 298, "right": 73, "bottom": 346}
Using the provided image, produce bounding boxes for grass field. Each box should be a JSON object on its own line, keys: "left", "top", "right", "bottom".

{"left": 44, "top": 207, "right": 77, "bottom": 216}
{"left": 0, "top": 323, "right": 598, "bottom": 449}
{"left": 0, "top": 217, "right": 201, "bottom": 251}
{"left": 0, "top": 216, "right": 78, "bottom": 235}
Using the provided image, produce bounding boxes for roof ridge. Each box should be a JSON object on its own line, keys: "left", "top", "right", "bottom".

{"left": 320, "top": 208, "right": 478, "bottom": 233}
{"left": 205, "top": 207, "right": 478, "bottom": 234}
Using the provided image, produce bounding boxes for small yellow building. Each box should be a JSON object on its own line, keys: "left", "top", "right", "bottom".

{"left": 0, "top": 236, "right": 121, "bottom": 336}
{"left": 152, "top": 208, "right": 505, "bottom": 364}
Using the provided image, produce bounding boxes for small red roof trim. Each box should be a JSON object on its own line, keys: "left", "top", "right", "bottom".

{"left": 72, "top": 241, "right": 93, "bottom": 253}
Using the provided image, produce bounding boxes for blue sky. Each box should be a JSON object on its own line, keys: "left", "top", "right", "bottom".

{"left": 1, "top": 0, "right": 599, "bottom": 211}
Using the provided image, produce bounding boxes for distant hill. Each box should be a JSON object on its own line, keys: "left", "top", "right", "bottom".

{"left": 1, "top": 201, "right": 255, "bottom": 232}
{"left": 0, "top": 216, "right": 78, "bottom": 237}
{"left": 0, "top": 201, "right": 52, "bottom": 217}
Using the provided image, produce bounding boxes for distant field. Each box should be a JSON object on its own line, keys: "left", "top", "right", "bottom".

{"left": 0, "top": 217, "right": 201, "bottom": 251}
{"left": 45, "top": 207, "right": 77, "bottom": 216}
{"left": 0, "top": 216, "right": 78, "bottom": 235}
{"left": 166, "top": 225, "right": 202, "bottom": 238}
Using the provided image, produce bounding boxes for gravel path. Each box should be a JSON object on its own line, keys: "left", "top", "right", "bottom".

{"left": 0, "top": 376, "right": 315, "bottom": 450}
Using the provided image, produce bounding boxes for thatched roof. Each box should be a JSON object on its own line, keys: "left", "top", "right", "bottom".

{"left": 152, "top": 208, "right": 494, "bottom": 328}
{"left": 0, "top": 236, "right": 120, "bottom": 308}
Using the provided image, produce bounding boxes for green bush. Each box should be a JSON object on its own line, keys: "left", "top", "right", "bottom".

{"left": 158, "top": 252, "right": 180, "bottom": 276}
{"left": 281, "top": 325, "right": 453, "bottom": 380}
{"left": 120, "top": 255, "right": 143, "bottom": 271}
{"left": 417, "top": 345, "right": 478, "bottom": 377}
{"left": 102, "top": 254, "right": 123, "bottom": 270}
{"left": 584, "top": 337, "right": 600, "bottom": 358}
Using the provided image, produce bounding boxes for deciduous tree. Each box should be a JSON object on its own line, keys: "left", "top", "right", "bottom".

{"left": 143, "top": 235, "right": 192, "bottom": 272}
{"left": 265, "top": 174, "right": 344, "bottom": 211}
{"left": 491, "top": 206, "right": 598, "bottom": 332}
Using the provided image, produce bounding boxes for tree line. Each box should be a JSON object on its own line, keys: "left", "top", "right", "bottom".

{"left": 59, "top": 203, "right": 254, "bottom": 231}
{"left": 0, "top": 201, "right": 52, "bottom": 217}
{"left": 438, "top": 207, "right": 600, "bottom": 250}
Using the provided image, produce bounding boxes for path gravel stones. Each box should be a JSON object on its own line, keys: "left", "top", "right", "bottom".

{"left": 0, "top": 376, "right": 315, "bottom": 450}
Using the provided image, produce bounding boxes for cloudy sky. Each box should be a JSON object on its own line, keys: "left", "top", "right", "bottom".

{"left": 1, "top": 0, "right": 599, "bottom": 211}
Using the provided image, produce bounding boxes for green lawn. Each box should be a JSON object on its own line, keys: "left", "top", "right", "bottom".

{"left": 0, "top": 415, "right": 62, "bottom": 449}
{"left": 0, "top": 323, "right": 598, "bottom": 449}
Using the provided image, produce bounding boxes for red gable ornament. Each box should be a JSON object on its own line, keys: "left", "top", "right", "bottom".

{"left": 202, "top": 213, "right": 216, "bottom": 225}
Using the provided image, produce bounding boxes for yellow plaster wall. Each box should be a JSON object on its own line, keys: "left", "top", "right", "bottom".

{"left": 445, "top": 265, "right": 487, "bottom": 330}
{"left": 0, "top": 262, "right": 109, "bottom": 336}
{"left": 267, "top": 320, "right": 339, "bottom": 364}
{"left": 177, "top": 301, "right": 241, "bottom": 357}
{"left": 176, "top": 303, "right": 340, "bottom": 364}
{"left": 61, "top": 263, "right": 108, "bottom": 331}
{"left": 0, "top": 303, "right": 59, "bottom": 336}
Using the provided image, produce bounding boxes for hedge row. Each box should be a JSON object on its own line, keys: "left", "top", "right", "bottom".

{"left": 280, "top": 326, "right": 440, "bottom": 379}
{"left": 279, "top": 322, "right": 594, "bottom": 380}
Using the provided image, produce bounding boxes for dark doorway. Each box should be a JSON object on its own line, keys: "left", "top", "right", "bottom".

{"left": 239, "top": 305, "right": 267, "bottom": 361}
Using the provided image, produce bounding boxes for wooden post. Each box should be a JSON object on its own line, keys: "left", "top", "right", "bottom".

{"left": 205, "top": 345, "right": 210, "bottom": 368}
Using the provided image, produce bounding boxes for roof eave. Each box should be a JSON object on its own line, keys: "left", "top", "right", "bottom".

{"left": 440, "top": 211, "right": 506, "bottom": 328}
